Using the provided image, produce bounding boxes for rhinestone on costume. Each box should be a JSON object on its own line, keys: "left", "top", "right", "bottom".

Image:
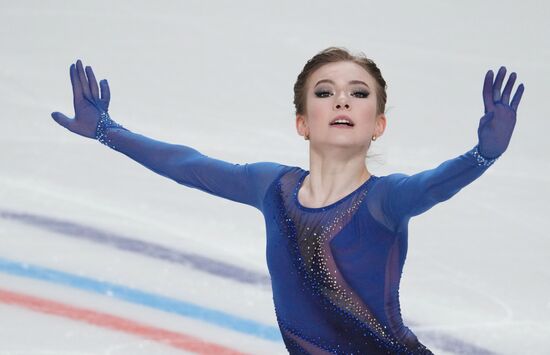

{"left": 274, "top": 171, "right": 423, "bottom": 354}
{"left": 95, "top": 111, "right": 128, "bottom": 149}
{"left": 470, "top": 144, "right": 498, "bottom": 167}
{"left": 289, "top": 186, "right": 397, "bottom": 345}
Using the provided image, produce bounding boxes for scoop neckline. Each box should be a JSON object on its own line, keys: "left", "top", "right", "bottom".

{"left": 293, "top": 169, "right": 376, "bottom": 212}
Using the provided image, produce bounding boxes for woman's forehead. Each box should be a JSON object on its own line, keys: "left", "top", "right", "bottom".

{"left": 308, "top": 61, "right": 374, "bottom": 86}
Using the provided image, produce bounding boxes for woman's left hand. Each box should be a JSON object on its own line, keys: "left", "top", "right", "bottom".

{"left": 477, "top": 66, "right": 524, "bottom": 159}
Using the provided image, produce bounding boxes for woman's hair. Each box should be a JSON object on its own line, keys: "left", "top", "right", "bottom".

{"left": 293, "top": 47, "right": 387, "bottom": 116}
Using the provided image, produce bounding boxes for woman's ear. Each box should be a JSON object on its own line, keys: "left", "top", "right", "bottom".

{"left": 296, "top": 114, "right": 308, "bottom": 138}
{"left": 375, "top": 113, "right": 387, "bottom": 138}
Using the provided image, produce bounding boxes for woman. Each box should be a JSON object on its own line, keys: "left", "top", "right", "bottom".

{"left": 51, "top": 47, "right": 524, "bottom": 354}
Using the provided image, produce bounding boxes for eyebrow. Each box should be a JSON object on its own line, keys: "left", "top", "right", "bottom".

{"left": 314, "top": 79, "right": 370, "bottom": 89}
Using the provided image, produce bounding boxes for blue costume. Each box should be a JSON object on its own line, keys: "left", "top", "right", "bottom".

{"left": 95, "top": 116, "right": 496, "bottom": 354}
{"left": 52, "top": 61, "right": 523, "bottom": 354}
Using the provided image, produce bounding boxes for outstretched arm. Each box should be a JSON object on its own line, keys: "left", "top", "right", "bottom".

{"left": 51, "top": 60, "right": 288, "bottom": 210}
{"left": 382, "top": 66, "right": 524, "bottom": 226}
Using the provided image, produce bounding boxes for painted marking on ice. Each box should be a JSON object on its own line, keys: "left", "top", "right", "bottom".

{"left": 0, "top": 288, "right": 248, "bottom": 354}
{"left": 0, "top": 257, "right": 282, "bottom": 342}
{"left": 0, "top": 209, "right": 270, "bottom": 288}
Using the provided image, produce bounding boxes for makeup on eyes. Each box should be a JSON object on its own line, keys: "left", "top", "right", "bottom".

{"left": 313, "top": 79, "right": 370, "bottom": 98}
{"left": 314, "top": 88, "right": 370, "bottom": 98}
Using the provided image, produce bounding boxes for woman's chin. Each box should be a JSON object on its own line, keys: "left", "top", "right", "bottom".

{"left": 314, "top": 138, "right": 367, "bottom": 149}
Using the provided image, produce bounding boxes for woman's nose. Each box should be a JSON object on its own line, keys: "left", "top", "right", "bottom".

{"left": 334, "top": 92, "right": 350, "bottom": 110}
{"left": 334, "top": 102, "right": 350, "bottom": 110}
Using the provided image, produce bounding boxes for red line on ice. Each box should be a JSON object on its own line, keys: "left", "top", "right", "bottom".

{"left": 0, "top": 288, "right": 248, "bottom": 355}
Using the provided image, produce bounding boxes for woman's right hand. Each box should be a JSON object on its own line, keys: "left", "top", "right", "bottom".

{"left": 51, "top": 59, "right": 111, "bottom": 139}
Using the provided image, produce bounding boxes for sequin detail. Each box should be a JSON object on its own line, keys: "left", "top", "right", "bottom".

{"left": 273, "top": 171, "right": 423, "bottom": 354}
{"left": 470, "top": 144, "right": 498, "bottom": 167}
{"left": 95, "top": 111, "right": 128, "bottom": 149}
{"left": 278, "top": 318, "right": 335, "bottom": 354}
{"left": 292, "top": 189, "right": 388, "bottom": 333}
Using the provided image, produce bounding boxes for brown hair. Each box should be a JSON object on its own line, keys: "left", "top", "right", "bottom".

{"left": 293, "top": 46, "right": 387, "bottom": 116}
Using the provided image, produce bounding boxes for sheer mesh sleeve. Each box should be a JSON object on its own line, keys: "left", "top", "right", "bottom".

{"left": 379, "top": 144, "right": 497, "bottom": 229}
{"left": 98, "top": 126, "right": 288, "bottom": 211}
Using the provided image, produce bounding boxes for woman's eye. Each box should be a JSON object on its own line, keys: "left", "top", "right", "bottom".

{"left": 314, "top": 90, "right": 332, "bottom": 98}
{"left": 314, "top": 90, "right": 369, "bottom": 98}
{"left": 352, "top": 90, "right": 369, "bottom": 98}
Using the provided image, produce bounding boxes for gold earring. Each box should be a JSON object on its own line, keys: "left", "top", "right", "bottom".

{"left": 372, "top": 135, "right": 377, "bottom": 141}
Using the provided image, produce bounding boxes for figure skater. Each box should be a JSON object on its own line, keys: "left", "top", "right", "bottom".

{"left": 51, "top": 47, "right": 524, "bottom": 354}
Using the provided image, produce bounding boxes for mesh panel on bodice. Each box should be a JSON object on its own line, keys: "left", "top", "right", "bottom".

{"left": 271, "top": 168, "right": 432, "bottom": 354}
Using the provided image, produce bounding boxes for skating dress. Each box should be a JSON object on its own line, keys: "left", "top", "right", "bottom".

{"left": 97, "top": 119, "right": 496, "bottom": 354}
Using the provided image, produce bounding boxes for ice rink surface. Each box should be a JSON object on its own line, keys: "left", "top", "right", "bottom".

{"left": 1, "top": 0, "right": 549, "bottom": 354}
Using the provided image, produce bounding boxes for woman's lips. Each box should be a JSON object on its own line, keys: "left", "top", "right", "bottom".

{"left": 329, "top": 115, "right": 355, "bottom": 128}
{"left": 330, "top": 124, "right": 354, "bottom": 129}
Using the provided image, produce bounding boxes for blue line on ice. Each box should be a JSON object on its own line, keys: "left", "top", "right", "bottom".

{"left": 0, "top": 257, "right": 283, "bottom": 342}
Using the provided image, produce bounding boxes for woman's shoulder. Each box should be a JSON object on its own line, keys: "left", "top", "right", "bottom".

{"left": 371, "top": 172, "right": 409, "bottom": 185}
{"left": 366, "top": 172, "right": 411, "bottom": 197}
{"left": 246, "top": 161, "right": 299, "bottom": 173}
{"left": 244, "top": 161, "right": 301, "bottom": 184}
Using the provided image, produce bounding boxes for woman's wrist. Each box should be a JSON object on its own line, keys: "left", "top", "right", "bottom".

{"left": 470, "top": 144, "right": 499, "bottom": 167}
{"left": 95, "top": 111, "right": 129, "bottom": 149}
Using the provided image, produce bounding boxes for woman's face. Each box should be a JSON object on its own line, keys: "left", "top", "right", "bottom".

{"left": 297, "top": 60, "right": 385, "bottom": 151}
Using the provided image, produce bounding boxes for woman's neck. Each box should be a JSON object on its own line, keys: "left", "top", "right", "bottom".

{"left": 299, "top": 146, "right": 371, "bottom": 208}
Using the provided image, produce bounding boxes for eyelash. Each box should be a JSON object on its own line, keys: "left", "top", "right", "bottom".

{"left": 314, "top": 90, "right": 369, "bottom": 98}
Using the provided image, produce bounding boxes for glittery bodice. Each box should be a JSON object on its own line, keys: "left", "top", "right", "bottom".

{"left": 264, "top": 168, "right": 431, "bottom": 354}
{"left": 259, "top": 148, "right": 493, "bottom": 354}
{"left": 97, "top": 126, "right": 496, "bottom": 354}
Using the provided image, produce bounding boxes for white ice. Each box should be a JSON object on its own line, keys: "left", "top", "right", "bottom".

{"left": 0, "top": 0, "right": 549, "bottom": 354}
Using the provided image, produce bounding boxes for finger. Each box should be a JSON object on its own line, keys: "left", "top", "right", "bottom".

{"left": 483, "top": 70, "right": 495, "bottom": 112}
{"left": 76, "top": 59, "right": 92, "bottom": 100}
{"left": 69, "top": 64, "right": 83, "bottom": 100}
{"left": 85, "top": 66, "right": 100, "bottom": 102}
{"left": 500, "top": 72, "right": 516, "bottom": 106}
{"left": 510, "top": 83, "right": 524, "bottom": 112}
{"left": 99, "top": 79, "right": 110, "bottom": 109}
{"left": 51, "top": 111, "right": 73, "bottom": 130}
{"left": 493, "top": 66, "right": 506, "bottom": 102}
